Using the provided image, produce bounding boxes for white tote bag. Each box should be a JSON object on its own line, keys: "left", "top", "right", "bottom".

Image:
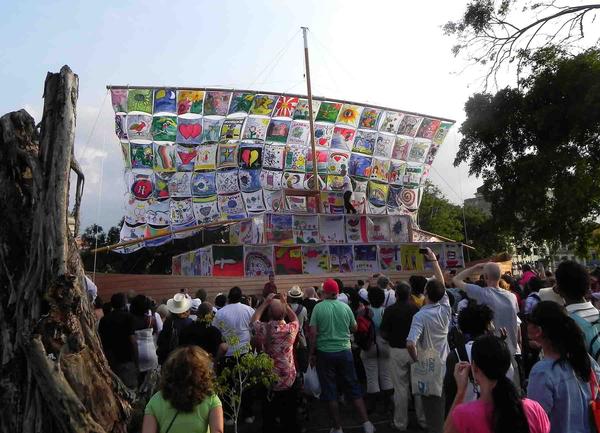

{"left": 410, "top": 330, "right": 444, "bottom": 397}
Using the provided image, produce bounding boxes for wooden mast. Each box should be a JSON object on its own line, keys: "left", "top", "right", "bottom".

{"left": 301, "top": 27, "right": 321, "bottom": 197}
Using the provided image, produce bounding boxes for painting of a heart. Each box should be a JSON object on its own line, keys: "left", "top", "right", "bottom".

{"left": 241, "top": 148, "right": 260, "bottom": 167}
{"left": 178, "top": 123, "right": 202, "bottom": 139}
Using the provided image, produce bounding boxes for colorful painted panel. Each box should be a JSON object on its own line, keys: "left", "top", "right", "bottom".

{"left": 127, "top": 88, "right": 153, "bottom": 113}
{"left": 302, "top": 245, "right": 330, "bottom": 274}
{"left": 212, "top": 245, "right": 244, "bottom": 276}
{"left": 244, "top": 246, "right": 274, "bottom": 277}
{"left": 329, "top": 245, "right": 354, "bottom": 273}
{"left": 293, "top": 214, "right": 319, "bottom": 244}
{"left": 265, "top": 214, "right": 293, "bottom": 244}
{"left": 274, "top": 246, "right": 303, "bottom": 275}
{"left": 353, "top": 245, "right": 379, "bottom": 273}
{"left": 177, "top": 90, "right": 204, "bottom": 115}
{"left": 176, "top": 117, "right": 202, "bottom": 144}
{"left": 153, "top": 88, "right": 177, "bottom": 114}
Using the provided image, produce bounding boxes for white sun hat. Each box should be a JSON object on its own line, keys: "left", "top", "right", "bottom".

{"left": 167, "top": 293, "right": 192, "bottom": 314}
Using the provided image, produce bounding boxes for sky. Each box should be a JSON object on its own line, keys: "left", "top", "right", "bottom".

{"left": 0, "top": 0, "right": 485, "bottom": 231}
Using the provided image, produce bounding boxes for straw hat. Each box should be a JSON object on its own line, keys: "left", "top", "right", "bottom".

{"left": 288, "top": 285, "right": 303, "bottom": 299}
{"left": 167, "top": 293, "right": 192, "bottom": 314}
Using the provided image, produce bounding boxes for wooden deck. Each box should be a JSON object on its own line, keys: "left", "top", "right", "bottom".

{"left": 91, "top": 270, "right": 434, "bottom": 303}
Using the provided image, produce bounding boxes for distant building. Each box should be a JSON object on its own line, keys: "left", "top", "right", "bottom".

{"left": 464, "top": 186, "right": 491, "bottom": 216}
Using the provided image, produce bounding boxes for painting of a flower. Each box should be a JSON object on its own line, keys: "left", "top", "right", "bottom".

{"left": 336, "top": 104, "right": 362, "bottom": 127}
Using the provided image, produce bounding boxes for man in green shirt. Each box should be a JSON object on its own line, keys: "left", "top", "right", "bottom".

{"left": 309, "top": 278, "right": 375, "bottom": 433}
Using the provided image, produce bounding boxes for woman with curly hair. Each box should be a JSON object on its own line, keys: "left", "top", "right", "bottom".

{"left": 142, "top": 346, "right": 223, "bottom": 433}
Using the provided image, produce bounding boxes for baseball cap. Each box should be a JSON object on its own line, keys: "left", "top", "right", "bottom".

{"left": 323, "top": 278, "right": 339, "bottom": 295}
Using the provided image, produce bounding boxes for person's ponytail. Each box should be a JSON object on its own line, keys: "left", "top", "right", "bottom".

{"left": 561, "top": 312, "right": 591, "bottom": 381}
{"left": 529, "top": 301, "right": 591, "bottom": 382}
{"left": 491, "top": 376, "right": 530, "bottom": 433}
{"left": 471, "top": 335, "right": 531, "bottom": 433}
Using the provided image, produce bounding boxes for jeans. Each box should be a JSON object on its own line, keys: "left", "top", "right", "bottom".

{"left": 389, "top": 348, "right": 426, "bottom": 430}
{"left": 316, "top": 349, "right": 363, "bottom": 401}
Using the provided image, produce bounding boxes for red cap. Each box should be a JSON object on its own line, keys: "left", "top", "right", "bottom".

{"left": 323, "top": 278, "right": 339, "bottom": 295}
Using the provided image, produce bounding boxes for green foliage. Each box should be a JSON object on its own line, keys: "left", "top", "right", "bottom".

{"left": 214, "top": 322, "right": 278, "bottom": 433}
{"left": 463, "top": 205, "right": 511, "bottom": 260}
{"left": 455, "top": 48, "right": 600, "bottom": 255}
{"left": 419, "top": 181, "right": 509, "bottom": 260}
{"left": 419, "top": 181, "right": 465, "bottom": 242}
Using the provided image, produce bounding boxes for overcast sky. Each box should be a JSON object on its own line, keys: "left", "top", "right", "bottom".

{"left": 0, "top": 0, "right": 485, "bottom": 230}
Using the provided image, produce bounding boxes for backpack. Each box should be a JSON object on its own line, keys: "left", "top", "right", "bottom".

{"left": 355, "top": 308, "right": 376, "bottom": 352}
{"left": 570, "top": 312, "right": 600, "bottom": 361}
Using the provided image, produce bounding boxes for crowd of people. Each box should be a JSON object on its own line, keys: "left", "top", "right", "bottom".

{"left": 93, "top": 252, "right": 600, "bottom": 433}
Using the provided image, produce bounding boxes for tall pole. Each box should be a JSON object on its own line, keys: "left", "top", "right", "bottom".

{"left": 302, "top": 27, "right": 320, "bottom": 194}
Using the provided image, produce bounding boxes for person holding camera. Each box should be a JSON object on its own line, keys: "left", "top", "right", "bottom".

{"left": 406, "top": 248, "right": 452, "bottom": 433}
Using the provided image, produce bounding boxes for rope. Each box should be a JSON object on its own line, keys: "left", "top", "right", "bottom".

{"left": 247, "top": 29, "right": 301, "bottom": 89}
{"left": 91, "top": 90, "right": 110, "bottom": 281}
{"left": 453, "top": 130, "right": 473, "bottom": 261}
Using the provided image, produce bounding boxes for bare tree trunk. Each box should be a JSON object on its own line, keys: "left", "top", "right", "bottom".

{"left": 0, "top": 66, "right": 131, "bottom": 432}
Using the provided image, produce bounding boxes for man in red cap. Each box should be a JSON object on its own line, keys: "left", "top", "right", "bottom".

{"left": 309, "top": 278, "right": 375, "bottom": 433}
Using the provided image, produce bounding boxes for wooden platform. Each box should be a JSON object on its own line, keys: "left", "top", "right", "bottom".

{"left": 91, "top": 270, "right": 433, "bottom": 303}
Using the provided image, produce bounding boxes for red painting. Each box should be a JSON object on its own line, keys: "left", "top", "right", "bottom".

{"left": 274, "top": 246, "right": 303, "bottom": 275}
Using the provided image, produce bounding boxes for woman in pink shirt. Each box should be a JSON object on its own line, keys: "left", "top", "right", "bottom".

{"left": 444, "top": 335, "right": 550, "bottom": 433}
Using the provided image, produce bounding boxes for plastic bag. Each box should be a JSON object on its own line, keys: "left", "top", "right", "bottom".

{"left": 303, "top": 366, "right": 321, "bottom": 398}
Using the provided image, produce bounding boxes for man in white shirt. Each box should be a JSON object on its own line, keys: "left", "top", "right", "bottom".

{"left": 212, "top": 286, "right": 256, "bottom": 423}
{"left": 407, "top": 248, "right": 451, "bottom": 433}
{"left": 212, "top": 286, "right": 255, "bottom": 357}
{"left": 378, "top": 275, "right": 396, "bottom": 307}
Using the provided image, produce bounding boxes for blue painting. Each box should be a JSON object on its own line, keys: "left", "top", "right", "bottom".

{"left": 153, "top": 88, "right": 177, "bottom": 114}
{"left": 191, "top": 172, "right": 216, "bottom": 197}
{"left": 238, "top": 168, "right": 262, "bottom": 192}
{"left": 348, "top": 153, "right": 372, "bottom": 177}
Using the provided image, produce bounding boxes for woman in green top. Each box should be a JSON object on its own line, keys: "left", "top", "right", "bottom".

{"left": 143, "top": 346, "right": 223, "bottom": 433}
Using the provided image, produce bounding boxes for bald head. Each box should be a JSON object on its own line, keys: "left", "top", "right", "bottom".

{"left": 484, "top": 262, "right": 501, "bottom": 285}
{"left": 269, "top": 300, "right": 285, "bottom": 321}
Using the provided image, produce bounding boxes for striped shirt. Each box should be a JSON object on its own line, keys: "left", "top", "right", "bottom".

{"left": 565, "top": 302, "right": 599, "bottom": 323}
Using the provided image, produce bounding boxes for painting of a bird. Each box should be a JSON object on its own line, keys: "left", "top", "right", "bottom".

{"left": 129, "top": 120, "right": 147, "bottom": 133}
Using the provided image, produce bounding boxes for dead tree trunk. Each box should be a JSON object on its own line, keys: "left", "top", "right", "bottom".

{"left": 0, "top": 66, "right": 131, "bottom": 432}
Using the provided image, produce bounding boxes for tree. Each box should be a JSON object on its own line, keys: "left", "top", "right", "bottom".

{"left": 82, "top": 224, "right": 108, "bottom": 249}
{"left": 418, "top": 181, "right": 465, "bottom": 242}
{"left": 463, "top": 204, "right": 512, "bottom": 260}
{"left": 445, "top": 0, "right": 600, "bottom": 86}
{"left": 0, "top": 67, "right": 130, "bottom": 432}
{"left": 214, "top": 331, "right": 277, "bottom": 433}
{"left": 454, "top": 48, "right": 600, "bottom": 255}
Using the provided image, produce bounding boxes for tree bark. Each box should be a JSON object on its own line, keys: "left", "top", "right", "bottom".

{"left": 0, "top": 66, "right": 131, "bottom": 432}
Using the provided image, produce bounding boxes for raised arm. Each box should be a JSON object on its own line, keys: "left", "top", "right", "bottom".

{"left": 453, "top": 263, "right": 485, "bottom": 290}
{"left": 281, "top": 295, "right": 298, "bottom": 324}
{"left": 425, "top": 247, "right": 445, "bottom": 283}
{"left": 250, "top": 293, "right": 276, "bottom": 323}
